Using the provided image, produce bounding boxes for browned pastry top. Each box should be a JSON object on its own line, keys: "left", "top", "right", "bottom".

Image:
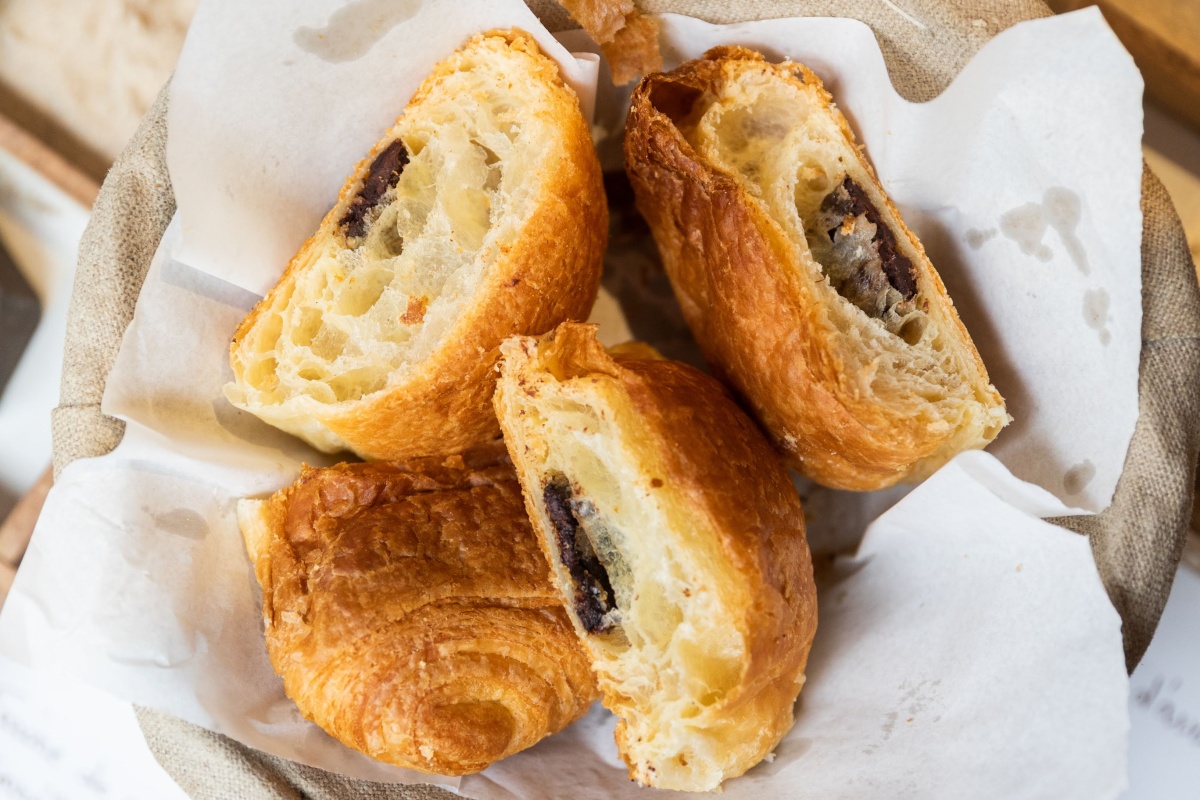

{"left": 244, "top": 444, "right": 598, "bottom": 775}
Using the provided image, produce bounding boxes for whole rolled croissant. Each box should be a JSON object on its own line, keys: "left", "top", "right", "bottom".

{"left": 237, "top": 445, "right": 599, "bottom": 775}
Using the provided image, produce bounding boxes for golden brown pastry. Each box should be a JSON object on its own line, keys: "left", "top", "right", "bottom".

{"left": 552, "top": 0, "right": 662, "bottom": 84}
{"left": 237, "top": 444, "right": 599, "bottom": 776}
{"left": 625, "top": 47, "right": 1008, "bottom": 490}
{"left": 493, "top": 322, "right": 818, "bottom": 791}
{"left": 225, "top": 30, "right": 606, "bottom": 460}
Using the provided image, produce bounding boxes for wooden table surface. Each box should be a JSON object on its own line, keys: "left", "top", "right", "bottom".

{"left": 1047, "top": 1, "right": 1200, "bottom": 135}
{"left": 0, "top": 111, "right": 97, "bottom": 608}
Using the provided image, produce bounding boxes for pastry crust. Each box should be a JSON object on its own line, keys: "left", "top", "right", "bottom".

{"left": 493, "top": 322, "right": 818, "bottom": 791}
{"left": 625, "top": 46, "right": 1007, "bottom": 490}
{"left": 226, "top": 30, "right": 606, "bottom": 460}
{"left": 552, "top": 0, "right": 662, "bottom": 84}
{"left": 238, "top": 444, "right": 599, "bottom": 776}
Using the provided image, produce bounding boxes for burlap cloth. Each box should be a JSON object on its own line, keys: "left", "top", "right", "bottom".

{"left": 50, "top": 1, "right": 1200, "bottom": 797}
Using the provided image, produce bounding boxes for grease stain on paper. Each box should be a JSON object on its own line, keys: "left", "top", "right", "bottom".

{"left": 867, "top": 678, "right": 943, "bottom": 754}
{"left": 294, "top": 0, "right": 419, "bottom": 63}
{"left": 149, "top": 508, "right": 209, "bottom": 541}
{"left": 1063, "top": 460, "right": 1096, "bottom": 496}
{"left": 1083, "top": 288, "right": 1112, "bottom": 345}
{"left": 899, "top": 677, "right": 941, "bottom": 718}
{"left": 999, "top": 187, "right": 1089, "bottom": 274}
{"left": 1000, "top": 203, "right": 1052, "bottom": 262}
{"left": 965, "top": 227, "right": 997, "bottom": 249}
{"left": 881, "top": 710, "right": 899, "bottom": 741}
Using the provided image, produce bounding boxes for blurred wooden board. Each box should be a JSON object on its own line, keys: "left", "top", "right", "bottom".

{"left": 0, "top": 466, "right": 52, "bottom": 565}
{"left": 0, "top": 111, "right": 98, "bottom": 608}
{"left": 0, "top": 468, "right": 51, "bottom": 607}
{"left": 0, "top": 111, "right": 99, "bottom": 208}
{"left": 0, "top": 560, "right": 14, "bottom": 603}
{"left": 1048, "top": 1, "right": 1200, "bottom": 134}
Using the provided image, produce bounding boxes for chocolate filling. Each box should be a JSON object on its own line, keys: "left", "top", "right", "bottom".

{"left": 811, "top": 176, "right": 920, "bottom": 335}
{"left": 340, "top": 139, "right": 409, "bottom": 241}
{"left": 823, "top": 177, "right": 917, "bottom": 298}
{"left": 542, "top": 477, "right": 617, "bottom": 634}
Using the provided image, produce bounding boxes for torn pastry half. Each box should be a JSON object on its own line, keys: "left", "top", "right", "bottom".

{"left": 237, "top": 443, "right": 598, "bottom": 775}
{"left": 493, "top": 322, "right": 818, "bottom": 792}
{"left": 625, "top": 46, "right": 1008, "bottom": 490}
{"left": 225, "top": 29, "right": 606, "bottom": 460}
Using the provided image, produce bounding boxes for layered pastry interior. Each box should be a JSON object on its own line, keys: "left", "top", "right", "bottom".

{"left": 229, "top": 35, "right": 553, "bottom": 411}
{"left": 681, "top": 78, "right": 932, "bottom": 351}
{"left": 496, "top": 337, "right": 755, "bottom": 789}
{"left": 521, "top": 400, "right": 744, "bottom": 727}
{"left": 665, "top": 68, "right": 1004, "bottom": 435}
{"left": 237, "top": 96, "right": 525, "bottom": 406}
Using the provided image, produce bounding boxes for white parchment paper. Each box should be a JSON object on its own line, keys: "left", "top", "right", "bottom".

{"left": 0, "top": 4, "right": 1142, "bottom": 797}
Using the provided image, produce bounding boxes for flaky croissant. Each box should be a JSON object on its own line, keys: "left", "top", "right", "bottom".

{"left": 237, "top": 445, "right": 598, "bottom": 775}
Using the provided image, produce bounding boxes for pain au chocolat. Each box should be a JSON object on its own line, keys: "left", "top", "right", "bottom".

{"left": 225, "top": 30, "right": 605, "bottom": 460}
{"left": 625, "top": 47, "right": 1007, "bottom": 490}
{"left": 237, "top": 444, "right": 598, "bottom": 775}
{"left": 493, "top": 322, "right": 817, "bottom": 791}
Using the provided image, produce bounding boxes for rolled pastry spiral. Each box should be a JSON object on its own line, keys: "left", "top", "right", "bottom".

{"left": 238, "top": 445, "right": 599, "bottom": 775}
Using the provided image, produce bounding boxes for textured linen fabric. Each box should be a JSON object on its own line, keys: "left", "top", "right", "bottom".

{"left": 51, "top": 80, "right": 174, "bottom": 473}
{"left": 51, "top": 1, "right": 1199, "bottom": 797}
{"left": 1048, "top": 170, "right": 1200, "bottom": 671}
